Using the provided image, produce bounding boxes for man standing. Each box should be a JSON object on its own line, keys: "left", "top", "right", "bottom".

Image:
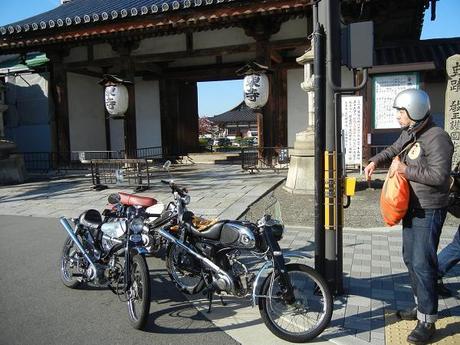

{"left": 437, "top": 225, "right": 460, "bottom": 296}
{"left": 364, "top": 89, "right": 453, "bottom": 344}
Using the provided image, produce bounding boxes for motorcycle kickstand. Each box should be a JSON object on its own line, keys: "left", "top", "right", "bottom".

{"left": 207, "top": 290, "right": 213, "bottom": 313}
{"left": 219, "top": 296, "right": 227, "bottom": 306}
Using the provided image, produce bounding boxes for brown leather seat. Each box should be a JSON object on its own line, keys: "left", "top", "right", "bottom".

{"left": 118, "top": 192, "right": 157, "bottom": 207}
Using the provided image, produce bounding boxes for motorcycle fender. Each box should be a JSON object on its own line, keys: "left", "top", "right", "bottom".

{"left": 251, "top": 253, "right": 312, "bottom": 307}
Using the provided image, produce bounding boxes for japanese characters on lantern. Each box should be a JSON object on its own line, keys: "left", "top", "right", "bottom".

{"left": 243, "top": 73, "right": 269, "bottom": 109}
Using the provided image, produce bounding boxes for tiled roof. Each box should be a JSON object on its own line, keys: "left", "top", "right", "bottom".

{"left": 375, "top": 37, "right": 460, "bottom": 70}
{"left": 210, "top": 101, "right": 257, "bottom": 123}
{"left": 0, "top": 0, "right": 240, "bottom": 36}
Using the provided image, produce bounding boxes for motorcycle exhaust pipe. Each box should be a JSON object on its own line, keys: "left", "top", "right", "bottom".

{"left": 157, "top": 228, "right": 234, "bottom": 290}
{"left": 59, "top": 217, "right": 98, "bottom": 276}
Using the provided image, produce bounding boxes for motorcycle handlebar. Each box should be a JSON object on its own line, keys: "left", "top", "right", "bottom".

{"left": 144, "top": 213, "right": 161, "bottom": 218}
{"left": 161, "top": 179, "right": 188, "bottom": 197}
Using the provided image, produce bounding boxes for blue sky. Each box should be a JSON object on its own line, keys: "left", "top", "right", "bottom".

{"left": 0, "top": 0, "right": 458, "bottom": 116}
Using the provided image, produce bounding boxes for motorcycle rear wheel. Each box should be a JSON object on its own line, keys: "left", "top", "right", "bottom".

{"left": 127, "top": 254, "right": 151, "bottom": 330}
{"left": 60, "top": 235, "right": 83, "bottom": 289}
{"left": 166, "top": 243, "right": 205, "bottom": 295}
{"left": 258, "top": 263, "right": 333, "bottom": 343}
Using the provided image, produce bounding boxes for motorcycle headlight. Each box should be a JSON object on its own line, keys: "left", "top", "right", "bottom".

{"left": 183, "top": 195, "right": 191, "bottom": 205}
{"left": 130, "top": 218, "right": 144, "bottom": 234}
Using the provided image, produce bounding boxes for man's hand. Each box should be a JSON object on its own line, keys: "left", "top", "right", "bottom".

{"left": 364, "top": 161, "right": 376, "bottom": 181}
{"left": 389, "top": 156, "right": 407, "bottom": 177}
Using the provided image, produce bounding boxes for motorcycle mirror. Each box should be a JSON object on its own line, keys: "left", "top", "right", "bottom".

{"left": 108, "top": 193, "right": 121, "bottom": 204}
{"left": 163, "top": 160, "right": 171, "bottom": 171}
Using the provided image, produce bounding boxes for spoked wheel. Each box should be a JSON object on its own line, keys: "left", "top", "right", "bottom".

{"left": 166, "top": 243, "right": 205, "bottom": 295}
{"left": 127, "top": 254, "right": 151, "bottom": 330}
{"left": 259, "top": 263, "right": 333, "bottom": 343}
{"left": 60, "top": 235, "right": 84, "bottom": 289}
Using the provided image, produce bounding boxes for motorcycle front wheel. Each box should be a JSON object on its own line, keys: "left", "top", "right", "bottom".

{"left": 60, "top": 235, "right": 83, "bottom": 289}
{"left": 127, "top": 254, "right": 151, "bottom": 330}
{"left": 258, "top": 263, "right": 333, "bottom": 343}
{"left": 166, "top": 243, "right": 205, "bottom": 295}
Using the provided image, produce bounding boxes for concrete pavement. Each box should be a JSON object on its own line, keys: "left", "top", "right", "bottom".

{"left": 0, "top": 164, "right": 285, "bottom": 220}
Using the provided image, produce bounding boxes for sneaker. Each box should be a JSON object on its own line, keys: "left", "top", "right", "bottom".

{"left": 407, "top": 321, "right": 436, "bottom": 344}
{"left": 437, "top": 279, "right": 451, "bottom": 297}
{"left": 396, "top": 306, "right": 417, "bottom": 320}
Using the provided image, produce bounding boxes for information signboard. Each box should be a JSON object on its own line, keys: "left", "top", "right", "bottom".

{"left": 373, "top": 73, "right": 419, "bottom": 129}
{"left": 342, "top": 96, "right": 363, "bottom": 167}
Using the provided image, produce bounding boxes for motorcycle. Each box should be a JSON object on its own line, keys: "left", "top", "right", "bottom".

{"left": 58, "top": 193, "right": 154, "bottom": 330}
{"left": 154, "top": 180, "right": 333, "bottom": 343}
{"left": 103, "top": 191, "right": 174, "bottom": 256}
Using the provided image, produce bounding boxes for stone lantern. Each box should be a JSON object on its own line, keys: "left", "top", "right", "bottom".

{"left": 0, "top": 79, "right": 26, "bottom": 184}
{"left": 284, "top": 42, "right": 316, "bottom": 194}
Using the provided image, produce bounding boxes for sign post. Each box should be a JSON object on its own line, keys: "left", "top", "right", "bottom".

{"left": 445, "top": 55, "right": 460, "bottom": 167}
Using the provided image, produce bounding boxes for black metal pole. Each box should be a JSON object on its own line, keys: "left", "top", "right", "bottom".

{"left": 313, "top": 2, "right": 326, "bottom": 277}
{"left": 324, "top": 0, "right": 342, "bottom": 295}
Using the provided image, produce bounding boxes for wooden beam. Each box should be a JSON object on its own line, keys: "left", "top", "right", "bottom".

{"left": 369, "top": 61, "right": 436, "bottom": 74}
{"left": 270, "top": 50, "right": 283, "bottom": 64}
{"left": 62, "top": 38, "right": 307, "bottom": 69}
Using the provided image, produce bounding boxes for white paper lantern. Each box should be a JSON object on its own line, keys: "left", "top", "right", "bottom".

{"left": 243, "top": 73, "right": 269, "bottom": 109}
{"left": 104, "top": 84, "right": 129, "bottom": 116}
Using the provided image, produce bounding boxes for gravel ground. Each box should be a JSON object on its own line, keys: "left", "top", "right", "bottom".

{"left": 243, "top": 173, "right": 460, "bottom": 228}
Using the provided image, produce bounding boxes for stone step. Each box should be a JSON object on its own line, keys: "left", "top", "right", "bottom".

{"left": 188, "top": 152, "right": 241, "bottom": 164}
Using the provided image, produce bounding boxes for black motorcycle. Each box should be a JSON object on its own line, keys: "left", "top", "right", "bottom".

{"left": 59, "top": 194, "right": 153, "bottom": 329}
{"left": 155, "top": 180, "right": 333, "bottom": 343}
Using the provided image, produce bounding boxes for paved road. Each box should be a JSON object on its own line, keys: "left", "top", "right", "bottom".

{"left": 0, "top": 215, "right": 239, "bottom": 345}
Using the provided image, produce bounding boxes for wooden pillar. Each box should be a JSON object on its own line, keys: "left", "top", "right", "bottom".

{"left": 362, "top": 72, "right": 372, "bottom": 161}
{"left": 160, "top": 78, "right": 179, "bottom": 156}
{"left": 112, "top": 41, "right": 138, "bottom": 158}
{"left": 48, "top": 51, "right": 70, "bottom": 163}
{"left": 244, "top": 18, "right": 282, "bottom": 163}
{"left": 256, "top": 39, "right": 273, "bottom": 150}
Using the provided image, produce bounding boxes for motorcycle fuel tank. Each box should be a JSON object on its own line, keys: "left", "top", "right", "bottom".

{"left": 101, "top": 221, "right": 127, "bottom": 238}
{"left": 219, "top": 221, "right": 256, "bottom": 249}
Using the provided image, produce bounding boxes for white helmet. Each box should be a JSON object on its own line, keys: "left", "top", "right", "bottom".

{"left": 393, "top": 89, "right": 431, "bottom": 121}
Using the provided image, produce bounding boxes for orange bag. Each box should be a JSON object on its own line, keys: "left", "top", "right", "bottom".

{"left": 380, "top": 171, "right": 410, "bottom": 226}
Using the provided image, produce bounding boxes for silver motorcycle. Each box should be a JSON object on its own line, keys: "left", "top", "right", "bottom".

{"left": 154, "top": 180, "right": 333, "bottom": 343}
{"left": 59, "top": 194, "right": 152, "bottom": 330}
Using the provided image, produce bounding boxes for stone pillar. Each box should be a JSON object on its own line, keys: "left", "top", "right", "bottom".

{"left": 445, "top": 54, "right": 460, "bottom": 168}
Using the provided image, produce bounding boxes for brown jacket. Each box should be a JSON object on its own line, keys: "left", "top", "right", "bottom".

{"left": 370, "top": 117, "right": 453, "bottom": 209}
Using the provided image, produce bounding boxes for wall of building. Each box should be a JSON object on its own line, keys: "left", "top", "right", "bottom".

{"left": 4, "top": 73, "right": 51, "bottom": 152}
{"left": 194, "top": 27, "right": 255, "bottom": 50}
{"left": 67, "top": 72, "right": 106, "bottom": 151}
{"left": 62, "top": 46, "right": 87, "bottom": 64}
{"left": 287, "top": 68, "right": 308, "bottom": 147}
{"left": 425, "top": 81, "right": 446, "bottom": 127}
{"left": 271, "top": 18, "right": 309, "bottom": 41}
{"left": 133, "top": 34, "right": 186, "bottom": 55}
{"left": 109, "top": 119, "right": 124, "bottom": 151}
{"left": 135, "top": 78, "right": 162, "bottom": 148}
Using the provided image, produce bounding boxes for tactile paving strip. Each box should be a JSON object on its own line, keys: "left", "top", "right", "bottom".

{"left": 384, "top": 310, "right": 460, "bottom": 344}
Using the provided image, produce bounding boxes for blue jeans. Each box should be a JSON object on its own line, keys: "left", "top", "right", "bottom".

{"left": 402, "top": 207, "right": 447, "bottom": 323}
{"left": 438, "top": 225, "right": 460, "bottom": 277}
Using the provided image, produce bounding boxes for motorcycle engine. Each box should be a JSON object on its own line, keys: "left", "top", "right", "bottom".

{"left": 101, "top": 237, "right": 116, "bottom": 252}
